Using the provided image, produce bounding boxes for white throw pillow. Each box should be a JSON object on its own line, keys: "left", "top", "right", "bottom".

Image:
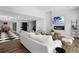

{"left": 43, "top": 35, "right": 53, "bottom": 43}
{"left": 53, "top": 40, "right": 62, "bottom": 48}
{"left": 33, "top": 34, "right": 43, "bottom": 42}
{"left": 35, "top": 35, "right": 54, "bottom": 46}
{"left": 62, "top": 37, "right": 73, "bottom": 45}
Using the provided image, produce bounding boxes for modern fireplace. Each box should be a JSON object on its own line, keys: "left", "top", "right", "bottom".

{"left": 54, "top": 26, "right": 65, "bottom": 30}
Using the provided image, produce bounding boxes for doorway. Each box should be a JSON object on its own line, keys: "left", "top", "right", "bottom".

{"left": 13, "top": 23, "right": 17, "bottom": 32}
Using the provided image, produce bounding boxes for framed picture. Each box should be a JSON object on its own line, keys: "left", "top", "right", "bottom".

{"left": 52, "top": 16, "right": 64, "bottom": 25}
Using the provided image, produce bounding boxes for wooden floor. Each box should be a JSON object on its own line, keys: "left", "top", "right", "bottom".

{"left": 1, "top": 39, "right": 79, "bottom": 53}
{"left": 0, "top": 39, "right": 30, "bottom": 53}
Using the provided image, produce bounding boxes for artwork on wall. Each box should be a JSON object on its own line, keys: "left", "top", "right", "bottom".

{"left": 52, "top": 16, "right": 64, "bottom": 25}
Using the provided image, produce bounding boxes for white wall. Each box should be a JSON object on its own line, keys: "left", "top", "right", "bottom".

{"left": 0, "top": 6, "right": 79, "bottom": 36}
{"left": 44, "top": 7, "right": 79, "bottom": 36}
{"left": 16, "top": 21, "right": 21, "bottom": 33}
{"left": 36, "top": 19, "right": 44, "bottom": 32}
{"left": 75, "top": 8, "right": 79, "bottom": 37}
{"left": 0, "top": 20, "right": 4, "bottom": 26}
{"left": 0, "top": 6, "right": 45, "bottom": 19}
{"left": 27, "top": 21, "right": 34, "bottom": 32}
{"left": 0, "top": 6, "right": 46, "bottom": 33}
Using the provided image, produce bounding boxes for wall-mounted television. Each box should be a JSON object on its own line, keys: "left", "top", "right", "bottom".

{"left": 52, "top": 16, "right": 64, "bottom": 24}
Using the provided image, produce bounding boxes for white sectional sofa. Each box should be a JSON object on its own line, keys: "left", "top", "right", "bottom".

{"left": 20, "top": 31, "right": 62, "bottom": 53}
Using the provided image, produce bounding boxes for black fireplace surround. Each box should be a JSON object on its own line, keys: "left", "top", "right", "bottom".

{"left": 54, "top": 26, "right": 65, "bottom": 30}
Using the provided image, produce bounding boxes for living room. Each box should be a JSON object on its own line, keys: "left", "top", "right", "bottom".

{"left": 0, "top": 6, "right": 79, "bottom": 53}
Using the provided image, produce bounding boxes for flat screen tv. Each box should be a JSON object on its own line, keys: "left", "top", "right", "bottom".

{"left": 21, "top": 22, "right": 27, "bottom": 31}
{"left": 52, "top": 16, "right": 64, "bottom": 24}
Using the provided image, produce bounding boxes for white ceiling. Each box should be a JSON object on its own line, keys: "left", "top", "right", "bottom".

{"left": 0, "top": 6, "right": 78, "bottom": 13}
{"left": 0, "top": 6, "right": 78, "bottom": 22}
{"left": 35, "top": 6, "right": 78, "bottom": 12}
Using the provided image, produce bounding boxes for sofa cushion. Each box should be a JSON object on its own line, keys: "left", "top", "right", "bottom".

{"left": 62, "top": 37, "right": 73, "bottom": 45}
{"left": 30, "top": 34, "right": 53, "bottom": 45}
{"left": 20, "top": 31, "right": 30, "bottom": 38}
{"left": 53, "top": 40, "right": 62, "bottom": 48}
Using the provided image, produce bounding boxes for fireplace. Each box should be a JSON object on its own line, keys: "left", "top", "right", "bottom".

{"left": 54, "top": 26, "right": 65, "bottom": 30}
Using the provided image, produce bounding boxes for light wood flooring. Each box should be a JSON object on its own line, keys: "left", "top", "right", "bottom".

{"left": 0, "top": 39, "right": 79, "bottom": 53}
{"left": 0, "top": 39, "right": 30, "bottom": 53}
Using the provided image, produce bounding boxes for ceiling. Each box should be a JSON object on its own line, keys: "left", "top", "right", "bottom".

{"left": 0, "top": 6, "right": 78, "bottom": 22}
{"left": 35, "top": 6, "right": 79, "bottom": 12}
{"left": 0, "top": 6, "right": 78, "bottom": 13}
